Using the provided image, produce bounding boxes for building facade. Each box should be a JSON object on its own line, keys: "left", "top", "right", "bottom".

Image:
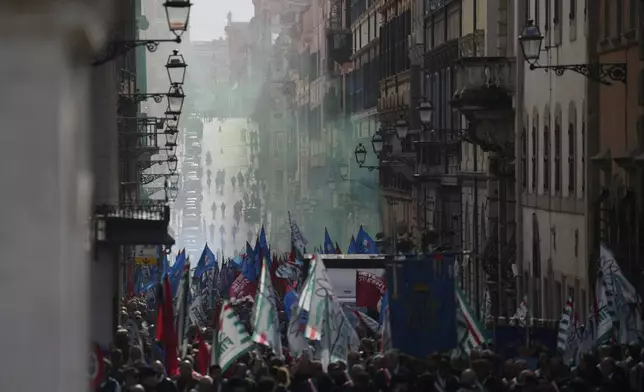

{"left": 519, "top": 0, "right": 589, "bottom": 321}
{"left": 590, "top": 0, "right": 644, "bottom": 292}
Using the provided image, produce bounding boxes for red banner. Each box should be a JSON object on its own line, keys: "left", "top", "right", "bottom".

{"left": 355, "top": 271, "right": 385, "bottom": 309}
{"left": 229, "top": 274, "right": 257, "bottom": 300}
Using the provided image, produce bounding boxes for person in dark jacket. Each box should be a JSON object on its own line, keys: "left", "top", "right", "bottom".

{"left": 600, "top": 357, "right": 629, "bottom": 392}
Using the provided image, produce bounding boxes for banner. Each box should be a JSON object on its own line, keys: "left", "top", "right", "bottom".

{"left": 355, "top": 271, "right": 385, "bottom": 309}
{"left": 386, "top": 254, "right": 457, "bottom": 357}
{"left": 189, "top": 296, "right": 208, "bottom": 328}
{"left": 229, "top": 274, "right": 257, "bottom": 300}
{"left": 213, "top": 300, "right": 254, "bottom": 373}
{"left": 252, "top": 262, "right": 283, "bottom": 355}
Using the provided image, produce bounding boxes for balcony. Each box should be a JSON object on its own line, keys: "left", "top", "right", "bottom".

{"left": 450, "top": 56, "right": 515, "bottom": 155}
{"left": 451, "top": 56, "right": 514, "bottom": 115}
{"left": 94, "top": 204, "right": 174, "bottom": 246}
{"left": 326, "top": 29, "right": 352, "bottom": 65}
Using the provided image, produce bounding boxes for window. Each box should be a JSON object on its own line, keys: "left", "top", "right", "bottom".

{"left": 604, "top": 0, "right": 611, "bottom": 37}
{"left": 522, "top": 127, "right": 528, "bottom": 191}
{"left": 616, "top": 0, "right": 624, "bottom": 34}
{"left": 532, "top": 110, "right": 539, "bottom": 192}
{"left": 554, "top": 112, "right": 562, "bottom": 193}
{"left": 543, "top": 110, "right": 551, "bottom": 193}
{"left": 568, "top": 103, "right": 577, "bottom": 196}
{"left": 554, "top": 0, "right": 561, "bottom": 24}
{"left": 545, "top": 0, "right": 550, "bottom": 31}
{"left": 581, "top": 122, "right": 585, "bottom": 194}
{"left": 630, "top": 0, "right": 637, "bottom": 30}
{"left": 535, "top": 0, "right": 541, "bottom": 26}
{"left": 570, "top": 0, "right": 576, "bottom": 19}
{"left": 555, "top": 280, "right": 563, "bottom": 318}
{"left": 568, "top": 122, "right": 576, "bottom": 195}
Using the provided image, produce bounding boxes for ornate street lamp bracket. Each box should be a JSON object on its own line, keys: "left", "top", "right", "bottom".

{"left": 92, "top": 38, "right": 181, "bottom": 67}
{"left": 528, "top": 63, "right": 627, "bottom": 86}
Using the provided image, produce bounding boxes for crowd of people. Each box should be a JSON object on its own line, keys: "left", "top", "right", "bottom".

{"left": 99, "top": 298, "right": 644, "bottom": 392}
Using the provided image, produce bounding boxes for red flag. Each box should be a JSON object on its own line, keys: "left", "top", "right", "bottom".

{"left": 355, "top": 271, "right": 386, "bottom": 309}
{"left": 196, "top": 330, "right": 210, "bottom": 375}
{"left": 160, "top": 275, "right": 179, "bottom": 376}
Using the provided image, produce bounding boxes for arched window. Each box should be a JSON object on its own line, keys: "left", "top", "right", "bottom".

{"left": 532, "top": 107, "right": 539, "bottom": 192}
{"left": 568, "top": 102, "right": 577, "bottom": 197}
{"left": 521, "top": 112, "right": 528, "bottom": 192}
{"left": 554, "top": 104, "right": 562, "bottom": 194}
{"left": 543, "top": 106, "right": 551, "bottom": 193}
{"left": 581, "top": 121, "right": 585, "bottom": 195}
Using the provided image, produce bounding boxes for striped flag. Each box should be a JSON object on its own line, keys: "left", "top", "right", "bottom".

{"left": 557, "top": 296, "right": 574, "bottom": 353}
{"left": 212, "top": 300, "right": 253, "bottom": 373}
{"left": 252, "top": 261, "right": 283, "bottom": 355}
{"left": 455, "top": 286, "right": 487, "bottom": 355}
{"left": 510, "top": 295, "right": 529, "bottom": 327}
{"left": 175, "top": 263, "right": 191, "bottom": 359}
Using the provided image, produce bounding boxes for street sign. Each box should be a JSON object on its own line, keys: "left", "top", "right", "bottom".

{"left": 135, "top": 245, "right": 158, "bottom": 265}
{"left": 89, "top": 343, "right": 104, "bottom": 390}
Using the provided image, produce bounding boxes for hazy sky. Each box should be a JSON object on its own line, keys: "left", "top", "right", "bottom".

{"left": 190, "top": 0, "right": 254, "bottom": 41}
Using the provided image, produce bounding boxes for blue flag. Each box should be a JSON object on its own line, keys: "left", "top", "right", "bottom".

{"left": 323, "top": 228, "right": 336, "bottom": 254}
{"left": 160, "top": 252, "right": 170, "bottom": 279}
{"left": 169, "top": 250, "right": 186, "bottom": 297}
{"left": 259, "top": 226, "right": 270, "bottom": 267}
{"left": 193, "top": 244, "right": 217, "bottom": 278}
{"left": 284, "top": 289, "right": 298, "bottom": 321}
{"left": 386, "top": 253, "right": 458, "bottom": 357}
{"left": 356, "top": 226, "right": 377, "bottom": 254}
{"left": 242, "top": 242, "right": 257, "bottom": 283}
{"left": 347, "top": 235, "right": 357, "bottom": 254}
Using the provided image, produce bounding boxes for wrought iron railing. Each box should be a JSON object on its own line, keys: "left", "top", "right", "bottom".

{"left": 95, "top": 203, "right": 169, "bottom": 221}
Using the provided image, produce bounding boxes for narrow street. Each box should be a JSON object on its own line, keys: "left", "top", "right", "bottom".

{"left": 201, "top": 118, "right": 257, "bottom": 258}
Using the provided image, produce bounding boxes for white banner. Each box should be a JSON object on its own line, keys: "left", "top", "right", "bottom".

{"left": 213, "top": 300, "right": 254, "bottom": 373}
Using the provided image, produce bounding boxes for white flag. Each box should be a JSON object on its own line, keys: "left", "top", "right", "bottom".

{"left": 288, "top": 211, "right": 308, "bottom": 257}
{"left": 557, "top": 296, "right": 574, "bottom": 353}
{"left": 510, "top": 295, "right": 529, "bottom": 327}
{"left": 286, "top": 304, "right": 309, "bottom": 357}
{"left": 300, "top": 255, "right": 356, "bottom": 367}
{"left": 212, "top": 300, "right": 254, "bottom": 373}
{"left": 252, "top": 262, "right": 283, "bottom": 355}
{"left": 298, "top": 255, "right": 333, "bottom": 340}
{"left": 189, "top": 296, "right": 208, "bottom": 328}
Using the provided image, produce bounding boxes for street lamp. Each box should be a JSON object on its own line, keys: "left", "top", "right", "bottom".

{"left": 518, "top": 20, "right": 543, "bottom": 63}
{"left": 371, "top": 132, "right": 384, "bottom": 157}
{"left": 164, "top": 0, "right": 193, "bottom": 38}
{"left": 395, "top": 117, "right": 409, "bottom": 140}
{"left": 166, "top": 84, "right": 185, "bottom": 115}
{"left": 166, "top": 50, "right": 187, "bottom": 85}
{"left": 168, "top": 173, "right": 179, "bottom": 185}
{"left": 166, "top": 154, "right": 178, "bottom": 172}
{"left": 167, "top": 186, "right": 179, "bottom": 202}
{"left": 518, "top": 20, "right": 626, "bottom": 85}
{"left": 166, "top": 115, "right": 179, "bottom": 129}
{"left": 92, "top": 0, "right": 188, "bottom": 66}
{"left": 165, "top": 128, "right": 179, "bottom": 146}
{"left": 354, "top": 143, "right": 367, "bottom": 166}
{"left": 417, "top": 100, "right": 433, "bottom": 126}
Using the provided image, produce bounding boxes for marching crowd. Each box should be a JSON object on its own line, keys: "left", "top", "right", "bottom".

{"left": 98, "top": 297, "right": 644, "bottom": 392}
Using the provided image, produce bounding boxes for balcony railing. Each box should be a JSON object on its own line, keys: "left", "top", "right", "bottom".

{"left": 458, "top": 30, "right": 485, "bottom": 58}
{"left": 94, "top": 204, "right": 173, "bottom": 245}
